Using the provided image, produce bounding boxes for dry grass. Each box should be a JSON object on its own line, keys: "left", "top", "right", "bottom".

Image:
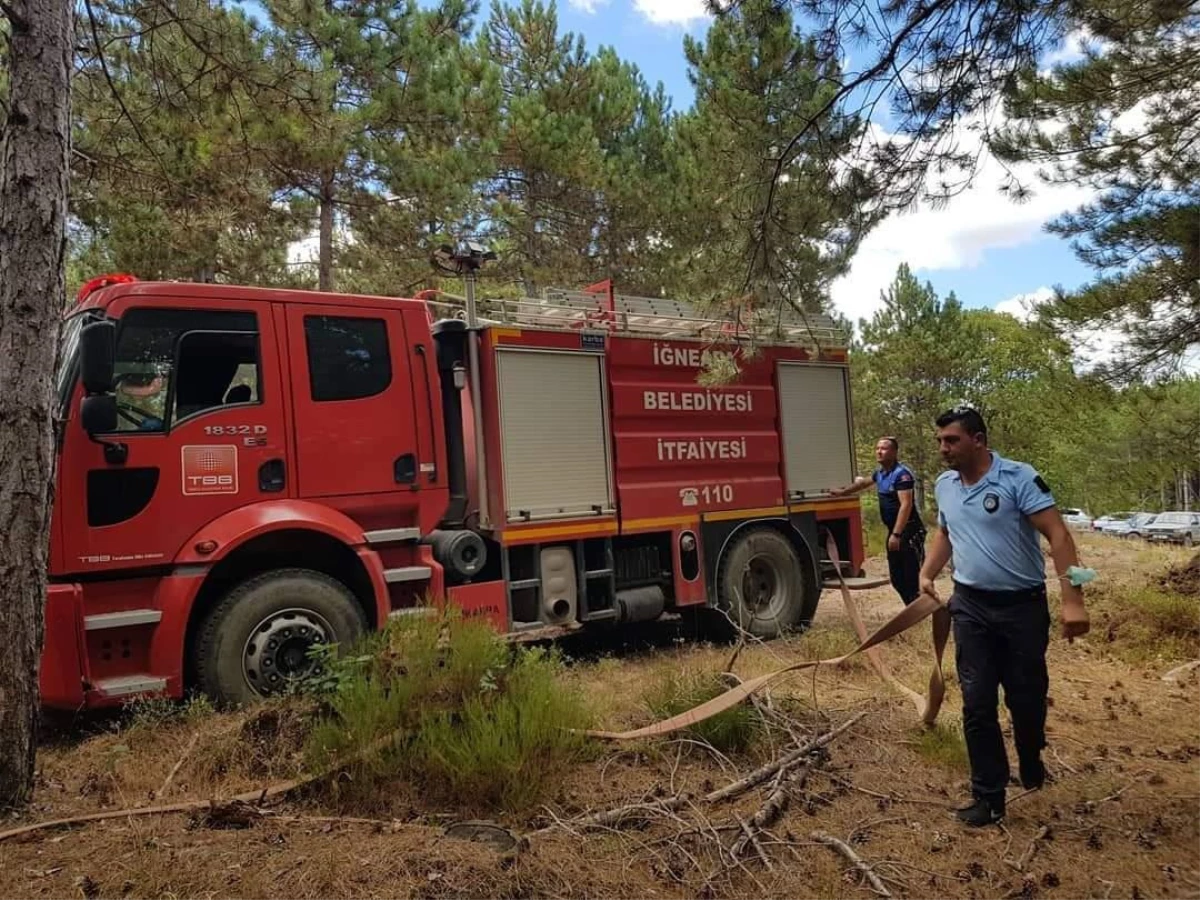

{"left": 4, "top": 534, "right": 1199, "bottom": 899}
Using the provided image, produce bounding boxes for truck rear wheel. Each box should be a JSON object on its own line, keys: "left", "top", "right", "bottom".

{"left": 710, "top": 527, "right": 811, "bottom": 641}
{"left": 195, "top": 568, "right": 367, "bottom": 707}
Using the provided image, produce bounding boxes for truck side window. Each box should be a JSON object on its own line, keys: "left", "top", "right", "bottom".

{"left": 112, "top": 308, "right": 259, "bottom": 432}
{"left": 304, "top": 315, "right": 391, "bottom": 402}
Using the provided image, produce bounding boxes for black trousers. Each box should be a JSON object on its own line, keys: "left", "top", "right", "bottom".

{"left": 949, "top": 583, "right": 1050, "bottom": 802}
{"left": 886, "top": 526, "right": 926, "bottom": 605}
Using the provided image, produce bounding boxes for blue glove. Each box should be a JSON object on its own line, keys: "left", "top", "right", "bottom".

{"left": 1064, "top": 566, "right": 1097, "bottom": 587}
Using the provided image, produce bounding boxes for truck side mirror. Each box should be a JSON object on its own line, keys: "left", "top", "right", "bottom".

{"left": 80, "top": 319, "right": 116, "bottom": 394}
{"left": 80, "top": 394, "right": 117, "bottom": 435}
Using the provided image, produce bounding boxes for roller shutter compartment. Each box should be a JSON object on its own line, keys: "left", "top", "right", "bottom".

{"left": 495, "top": 349, "right": 614, "bottom": 522}
{"left": 776, "top": 363, "right": 854, "bottom": 499}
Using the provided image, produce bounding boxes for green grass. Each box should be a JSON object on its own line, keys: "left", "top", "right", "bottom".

{"left": 863, "top": 517, "right": 889, "bottom": 558}
{"left": 1094, "top": 586, "right": 1200, "bottom": 664}
{"left": 911, "top": 722, "right": 969, "bottom": 771}
{"left": 798, "top": 626, "right": 864, "bottom": 663}
{"left": 303, "top": 608, "right": 594, "bottom": 815}
{"left": 643, "top": 668, "right": 762, "bottom": 754}
{"left": 123, "top": 694, "right": 215, "bottom": 732}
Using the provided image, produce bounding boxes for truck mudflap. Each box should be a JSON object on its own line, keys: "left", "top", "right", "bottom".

{"left": 41, "top": 583, "right": 86, "bottom": 709}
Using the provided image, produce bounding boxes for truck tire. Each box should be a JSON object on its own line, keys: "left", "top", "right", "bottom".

{"left": 194, "top": 568, "right": 367, "bottom": 707}
{"left": 710, "top": 527, "right": 810, "bottom": 641}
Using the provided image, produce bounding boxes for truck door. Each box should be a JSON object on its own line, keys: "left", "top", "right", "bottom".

{"left": 59, "top": 299, "right": 288, "bottom": 575}
{"left": 285, "top": 305, "right": 424, "bottom": 513}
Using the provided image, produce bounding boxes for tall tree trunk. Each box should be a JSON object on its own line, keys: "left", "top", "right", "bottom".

{"left": 0, "top": 0, "right": 72, "bottom": 809}
{"left": 318, "top": 170, "right": 335, "bottom": 292}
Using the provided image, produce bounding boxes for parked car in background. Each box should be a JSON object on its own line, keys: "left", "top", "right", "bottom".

{"left": 1062, "top": 508, "right": 1094, "bottom": 530}
{"left": 1145, "top": 511, "right": 1200, "bottom": 547}
{"left": 1094, "top": 513, "right": 1132, "bottom": 533}
{"left": 1106, "top": 512, "right": 1158, "bottom": 539}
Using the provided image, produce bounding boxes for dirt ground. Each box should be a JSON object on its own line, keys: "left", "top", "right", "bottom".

{"left": 2, "top": 534, "right": 1198, "bottom": 900}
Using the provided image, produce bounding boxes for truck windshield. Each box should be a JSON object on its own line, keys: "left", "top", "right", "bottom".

{"left": 55, "top": 314, "right": 84, "bottom": 414}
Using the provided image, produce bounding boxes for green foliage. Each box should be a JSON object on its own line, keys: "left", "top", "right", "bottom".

{"left": 992, "top": 0, "right": 1199, "bottom": 378}
{"left": 475, "top": 0, "right": 675, "bottom": 294}
{"left": 304, "top": 609, "right": 592, "bottom": 815}
{"left": 254, "top": 0, "right": 500, "bottom": 292}
{"left": 851, "top": 262, "right": 1199, "bottom": 517}
{"left": 670, "top": 0, "right": 876, "bottom": 316}
{"left": 71, "top": 0, "right": 311, "bottom": 284}
{"left": 1091, "top": 585, "right": 1200, "bottom": 664}
{"left": 853, "top": 263, "right": 1078, "bottom": 504}
{"left": 643, "top": 668, "right": 761, "bottom": 754}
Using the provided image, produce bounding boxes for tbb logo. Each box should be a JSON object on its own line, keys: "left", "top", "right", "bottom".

{"left": 182, "top": 445, "right": 239, "bottom": 496}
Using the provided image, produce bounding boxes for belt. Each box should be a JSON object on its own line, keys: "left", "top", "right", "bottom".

{"left": 952, "top": 581, "right": 1047, "bottom": 605}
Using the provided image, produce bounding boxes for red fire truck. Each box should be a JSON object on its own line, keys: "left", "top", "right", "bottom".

{"left": 42, "top": 258, "right": 865, "bottom": 710}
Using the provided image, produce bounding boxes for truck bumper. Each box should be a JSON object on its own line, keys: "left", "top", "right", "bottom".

{"left": 41, "top": 583, "right": 86, "bottom": 710}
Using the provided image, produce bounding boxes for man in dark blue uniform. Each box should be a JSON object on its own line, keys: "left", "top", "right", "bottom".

{"left": 919, "top": 407, "right": 1090, "bottom": 827}
{"left": 831, "top": 436, "right": 926, "bottom": 605}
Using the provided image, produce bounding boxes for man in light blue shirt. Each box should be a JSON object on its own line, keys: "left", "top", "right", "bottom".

{"left": 919, "top": 406, "right": 1090, "bottom": 827}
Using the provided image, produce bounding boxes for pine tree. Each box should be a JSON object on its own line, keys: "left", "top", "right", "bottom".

{"left": 71, "top": 0, "right": 308, "bottom": 284}
{"left": 0, "top": 0, "right": 72, "bottom": 808}
{"left": 669, "top": 0, "right": 876, "bottom": 322}
{"left": 852, "top": 264, "right": 1078, "bottom": 505}
{"left": 255, "top": 0, "right": 496, "bottom": 291}
{"left": 585, "top": 47, "right": 676, "bottom": 296}
{"left": 994, "top": 0, "right": 1199, "bottom": 379}
{"left": 478, "top": 0, "right": 605, "bottom": 292}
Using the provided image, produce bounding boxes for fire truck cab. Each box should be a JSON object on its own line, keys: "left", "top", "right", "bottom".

{"left": 43, "top": 273, "right": 865, "bottom": 710}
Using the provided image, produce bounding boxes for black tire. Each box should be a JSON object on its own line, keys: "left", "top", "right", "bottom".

{"left": 1185, "top": 534, "right": 1195, "bottom": 549}
{"left": 708, "top": 528, "right": 812, "bottom": 641}
{"left": 194, "top": 568, "right": 368, "bottom": 707}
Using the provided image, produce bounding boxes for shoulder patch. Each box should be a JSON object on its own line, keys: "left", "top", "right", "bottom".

{"left": 1034, "top": 475, "right": 1051, "bottom": 494}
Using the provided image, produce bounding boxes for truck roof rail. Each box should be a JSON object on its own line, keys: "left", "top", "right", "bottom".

{"left": 424, "top": 285, "right": 849, "bottom": 348}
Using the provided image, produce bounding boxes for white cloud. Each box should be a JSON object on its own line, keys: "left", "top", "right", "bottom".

{"left": 1041, "top": 27, "right": 1095, "bottom": 69}
{"left": 828, "top": 120, "right": 1095, "bottom": 327}
{"left": 995, "top": 285, "right": 1200, "bottom": 377}
{"left": 632, "top": 0, "right": 710, "bottom": 26}
{"left": 568, "top": 0, "right": 609, "bottom": 13}
{"left": 995, "top": 286, "right": 1055, "bottom": 321}
{"left": 996, "top": 286, "right": 1125, "bottom": 372}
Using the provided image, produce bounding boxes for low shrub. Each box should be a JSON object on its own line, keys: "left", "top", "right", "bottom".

{"left": 303, "top": 609, "right": 593, "bottom": 815}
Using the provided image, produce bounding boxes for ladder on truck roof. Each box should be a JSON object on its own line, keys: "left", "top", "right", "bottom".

{"left": 426, "top": 283, "right": 849, "bottom": 348}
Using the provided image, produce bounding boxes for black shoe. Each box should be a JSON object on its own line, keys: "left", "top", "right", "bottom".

{"left": 956, "top": 796, "right": 1005, "bottom": 827}
{"left": 1019, "top": 756, "right": 1046, "bottom": 790}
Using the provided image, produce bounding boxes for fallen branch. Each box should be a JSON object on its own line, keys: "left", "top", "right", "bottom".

{"left": 737, "top": 816, "right": 775, "bottom": 872}
{"left": 526, "top": 793, "right": 691, "bottom": 838}
{"left": 1010, "top": 825, "right": 1050, "bottom": 872}
{"left": 812, "top": 829, "right": 893, "bottom": 897}
{"left": 1161, "top": 659, "right": 1200, "bottom": 682}
{"left": 731, "top": 761, "right": 812, "bottom": 857}
{"left": 706, "top": 711, "right": 865, "bottom": 804}
{"left": 156, "top": 731, "right": 201, "bottom": 800}
{"left": 0, "top": 775, "right": 310, "bottom": 844}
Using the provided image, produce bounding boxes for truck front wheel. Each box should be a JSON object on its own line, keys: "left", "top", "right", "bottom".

{"left": 194, "top": 569, "right": 367, "bottom": 707}
{"left": 710, "top": 527, "right": 811, "bottom": 640}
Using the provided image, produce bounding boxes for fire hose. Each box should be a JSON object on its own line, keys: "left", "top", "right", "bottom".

{"left": 584, "top": 534, "right": 1096, "bottom": 741}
